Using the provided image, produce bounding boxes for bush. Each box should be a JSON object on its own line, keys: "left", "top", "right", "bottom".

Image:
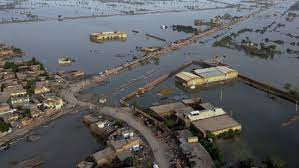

{"left": 22, "top": 109, "right": 31, "bottom": 118}
{"left": 284, "top": 83, "right": 292, "bottom": 90}
{"left": 239, "top": 158, "right": 255, "bottom": 168}
{"left": 4, "top": 62, "right": 18, "bottom": 72}
{"left": 263, "top": 157, "right": 286, "bottom": 168}
{"left": 217, "top": 129, "right": 241, "bottom": 139}
{"left": 122, "top": 157, "right": 134, "bottom": 167}
{"left": 26, "top": 80, "right": 36, "bottom": 96}
{"left": 12, "top": 47, "right": 22, "bottom": 53}
{"left": 200, "top": 139, "right": 225, "bottom": 167}
{"left": 164, "top": 119, "right": 177, "bottom": 128}
{"left": 0, "top": 122, "right": 10, "bottom": 132}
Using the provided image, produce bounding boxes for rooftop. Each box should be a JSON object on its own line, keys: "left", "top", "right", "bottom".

{"left": 181, "top": 98, "right": 201, "bottom": 106}
{"left": 91, "top": 32, "right": 126, "bottom": 36}
{"left": 174, "top": 106, "right": 194, "bottom": 115}
{"left": 194, "top": 68, "right": 224, "bottom": 78}
{"left": 92, "top": 147, "right": 115, "bottom": 161}
{"left": 193, "top": 66, "right": 236, "bottom": 78}
{"left": 192, "top": 115, "right": 241, "bottom": 133}
{"left": 200, "top": 103, "right": 215, "bottom": 110}
{"left": 110, "top": 137, "right": 141, "bottom": 150}
{"left": 149, "top": 102, "right": 187, "bottom": 115}
{"left": 175, "top": 71, "right": 201, "bottom": 82}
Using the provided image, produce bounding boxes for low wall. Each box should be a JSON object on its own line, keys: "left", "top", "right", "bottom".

{"left": 238, "top": 74, "right": 299, "bottom": 103}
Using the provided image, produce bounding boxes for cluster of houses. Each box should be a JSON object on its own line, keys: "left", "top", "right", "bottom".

{"left": 80, "top": 114, "right": 148, "bottom": 168}
{"left": 0, "top": 59, "right": 65, "bottom": 136}
{"left": 194, "top": 14, "right": 243, "bottom": 31}
{"left": 78, "top": 124, "right": 144, "bottom": 167}
{"left": 0, "top": 43, "right": 15, "bottom": 57}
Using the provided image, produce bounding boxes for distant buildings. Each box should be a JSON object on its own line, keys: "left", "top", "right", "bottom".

{"left": 0, "top": 44, "right": 14, "bottom": 57}
{"left": 90, "top": 32, "right": 127, "bottom": 42}
{"left": 0, "top": 103, "right": 13, "bottom": 116}
{"left": 0, "top": 58, "right": 66, "bottom": 134}
{"left": 58, "top": 58, "right": 73, "bottom": 65}
{"left": 34, "top": 81, "right": 51, "bottom": 94}
{"left": 43, "top": 96, "right": 63, "bottom": 110}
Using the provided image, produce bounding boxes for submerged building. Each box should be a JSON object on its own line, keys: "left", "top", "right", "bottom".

{"left": 175, "top": 72, "right": 205, "bottom": 88}
{"left": 192, "top": 115, "right": 242, "bottom": 137}
{"left": 176, "top": 66, "right": 238, "bottom": 88}
{"left": 193, "top": 66, "right": 238, "bottom": 83}
{"left": 90, "top": 32, "right": 127, "bottom": 42}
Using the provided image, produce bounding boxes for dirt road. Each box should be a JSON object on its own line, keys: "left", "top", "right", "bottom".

{"left": 98, "top": 106, "right": 170, "bottom": 168}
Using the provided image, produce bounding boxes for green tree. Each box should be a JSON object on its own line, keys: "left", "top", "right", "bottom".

{"left": 26, "top": 80, "right": 36, "bottom": 96}
{"left": 11, "top": 47, "right": 22, "bottom": 53}
{"left": 284, "top": 83, "right": 292, "bottom": 90}
{"left": 31, "top": 57, "right": 37, "bottom": 64}
{"left": 164, "top": 119, "right": 177, "bottom": 128}
{"left": 239, "top": 158, "right": 255, "bottom": 168}
{"left": 123, "top": 157, "right": 134, "bottom": 167}
{"left": 0, "top": 122, "right": 10, "bottom": 132}
{"left": 1, "top": 84, "right": 5, "bottom": 92}
{"left": 22, "top": 109, "right": 31, "bottom": 118}
{"left": 4, "top": 62, "right": 18, "bottom": 72}
{"left": 263, "top": 157, "right": 286, "bottom": 168}
{"left": 153, "top": 57, "right": 160, "bottom": 65}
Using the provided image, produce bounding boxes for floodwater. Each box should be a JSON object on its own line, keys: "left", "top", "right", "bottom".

{"left": 129, "top": 71, "right": 299, "bottom": 167}
{"left": 0, "top": 0, "right": 299, "bottom": 167}
{"left": 0, "top": 110, "right": 100, "bottom": 168}
{"left": 0, "top": 0, "right": 233, "bottom": 21}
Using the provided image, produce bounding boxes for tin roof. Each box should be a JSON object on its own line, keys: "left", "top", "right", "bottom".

{"left": 216, "top": 66, "right": 235, "bottom": 74}
{"left": 193, "top": 68, "right": 223, "bottom": 78}
{"left": 193, "top": 66, "right": 236, "bottom": 78}
{"left": 175, "top": 72, "right": 201, "bottom": 82}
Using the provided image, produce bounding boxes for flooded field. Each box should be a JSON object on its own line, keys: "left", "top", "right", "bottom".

{"left": 0, "top": 6, "right": 251, "bottom": 74}
{"left": 0, "top": 0, "right": 298, "bottom": 167}
{"left": 0, "top": 0, "right": 258, "bottom": 23}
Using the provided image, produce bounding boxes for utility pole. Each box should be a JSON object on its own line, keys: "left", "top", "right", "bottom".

{"left": 220, "top": 88, "right": 223, "bottom": 101}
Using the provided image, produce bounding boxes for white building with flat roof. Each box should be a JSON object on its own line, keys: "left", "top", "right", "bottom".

{"left": 186, "top": 105, "right": 226, "bottom": 122}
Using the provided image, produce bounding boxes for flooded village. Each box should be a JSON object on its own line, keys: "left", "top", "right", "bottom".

{"left": 0, "top": 0, "right": 299, "bottom": 168}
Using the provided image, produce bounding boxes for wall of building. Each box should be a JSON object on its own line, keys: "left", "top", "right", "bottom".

{"left": 211, "top": 125, "right": 242, "bottom": 136}
{"left": 187, "top": 109, "right": 226, "bottom": 122}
